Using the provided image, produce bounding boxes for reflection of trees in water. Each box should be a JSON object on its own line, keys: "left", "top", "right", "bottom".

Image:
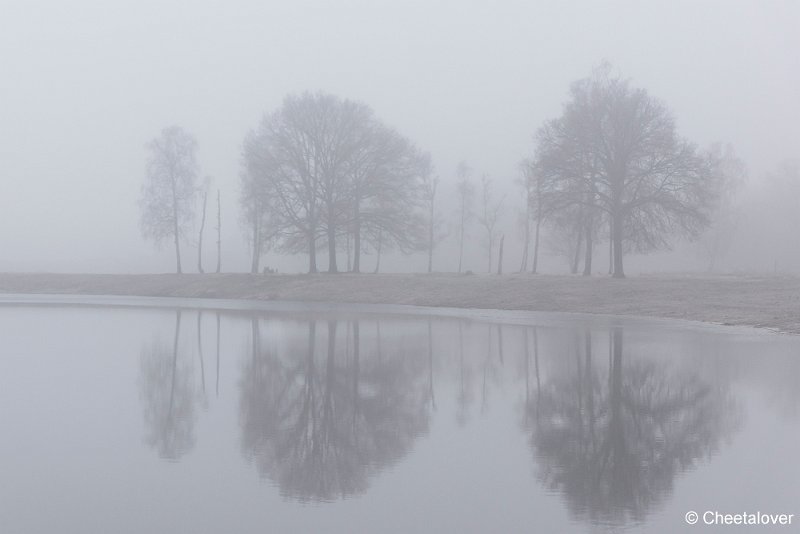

{"left": 480, "top": 325, "right": 504, "bottom": 414}
{"left": 138, "top": 310, "right": 197, "bottom": 461}
{"left": 455, "top": 321, "right": 474, "bottom": 426}
{"left": 240, "top": 318, "right": 431, "bottom": 502}
{"left": 525, "top": 328, "right": 741, "bottom": 527}
{"left": 196, "top": 311, "right": 209, "bottom": 409}
{"left": 427, "top": 319, "right": 436, "bottom": 411}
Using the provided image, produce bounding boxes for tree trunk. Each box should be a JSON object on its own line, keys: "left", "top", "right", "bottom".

{"left": 327, "top": 223, "right": 338, "bottom": 273}
{"left": 250, "top": 212, "right": 260, "bottom": 274}
{"left": 427, "top": 206, "right": 434, "bottom": 273}
{"left": 172, "top": 180, "right": 182, "bottom": 274}
{"left": 198, "top": 191, "right": 207, "bottom": 274}
{"left": 427, "top": 235, "right": 433, "bottom": 273}
{"left": 532, "top": 212, "right": 541, "bottom": 274}
{"left": 497, "top": 235, "right": 504, "bottom": 275}
{"left": 458, "top": 217, "right": 465, "bottom": 273}
{"left": 353, "top": 203, "right": 361, "bottom": 273}
{"left": 346, "top": 233, "right": 352, "bottom": 272}
{"left": 571, "top": 227, "right": 583, "bottom": 274}
{"left": 487, "top": 234, "right": 493, "bottom": 273}
{"left": 374, "top": 230, "right": 383, "bottom": 274}
{"left": 215, "top": 190, "right": 221, "bottom": 273}
{"left": 308, "top": 229, "right": 317, "bottom": 273}
{"left": 582, "top": 217, "right": 593, "bottom": 276}
{"left": 174, "top": 229, "right": 182, "bottom": 274}
{"left": 520, "top": 202, "right": 531, "bottom": 272}
{"left": 612, "top": 211, "right": 625, "bottom": 278}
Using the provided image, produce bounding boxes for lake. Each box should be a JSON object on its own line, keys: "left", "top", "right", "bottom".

{"left": 0, "top": 296, "right": 798, "bottom": 533}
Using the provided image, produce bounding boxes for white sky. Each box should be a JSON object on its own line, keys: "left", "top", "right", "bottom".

{"left": 1, "top": 0, "right": 798, "bottom": 273}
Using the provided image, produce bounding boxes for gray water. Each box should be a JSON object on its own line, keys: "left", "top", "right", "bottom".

{"left": 1, "top": 299, "right": 798, "bottom": 533}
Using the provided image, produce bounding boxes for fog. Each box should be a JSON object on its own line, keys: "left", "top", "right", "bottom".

{"left": 2, "top": 0, "right": 798, "bottom": 274}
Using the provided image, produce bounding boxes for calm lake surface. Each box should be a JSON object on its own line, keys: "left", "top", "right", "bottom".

{"left": 1, "top": 297, "right": 798, "bottom": 533}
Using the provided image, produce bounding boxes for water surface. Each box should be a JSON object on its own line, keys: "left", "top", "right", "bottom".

{"left": 1, "top": 298, "right": 798, "bottom": 533}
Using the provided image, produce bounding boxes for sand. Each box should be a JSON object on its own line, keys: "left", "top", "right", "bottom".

{"left": 0, "top": 272, "right": 797, "bottom": 334}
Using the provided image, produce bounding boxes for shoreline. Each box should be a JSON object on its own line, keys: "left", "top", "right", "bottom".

{"left": 0, "top": 272, "right": 797, "bottom": 334}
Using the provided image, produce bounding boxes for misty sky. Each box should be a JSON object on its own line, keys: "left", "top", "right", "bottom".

{"left": 1, "top": 0, "right": 798, "bottom": 273}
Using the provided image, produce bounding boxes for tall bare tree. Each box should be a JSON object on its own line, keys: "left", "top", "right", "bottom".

{"left": 496, "top": 234, "right": 505, "bottom": 275}
{"left": 240, "top": 163, "right": 277, "bottom": 273}
{"left": 421, "top": 161, "right": 445, "bottom": 273}
{"left": 517, "top": 162, "right": 533, "bottom": 272}
{"left": 197, "top": 188, "right": 207, "bottom": 273}
{"left": 477, "top": 174, "right": 503, "bottom": 273}
{"left": 215, "top": 189, "right": 221, "bottom": 273}
{"left": 519, "top": 159, "right": 548, "bottom": 274}
{"left": 455, "top": 161, "right": 474, "bottom": 273}
{"left": 139, "top": 126, "right": 200, "bottom": 274}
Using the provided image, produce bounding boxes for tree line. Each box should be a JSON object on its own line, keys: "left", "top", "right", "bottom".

{"left": 140, "top": 65, "right": 739, "bottom": 278}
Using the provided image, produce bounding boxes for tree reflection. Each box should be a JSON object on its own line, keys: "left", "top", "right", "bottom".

{"left": 240, "top": 318, "right": 431, "bottom": 502}
{"left": 455, "top": 321, "right": 474, "bottom": 426}
{"left": 525, "top": 327, "right": 741, "bottom": 526}
{"left": 138, "top": 310, "right": 197, "bottom": 460}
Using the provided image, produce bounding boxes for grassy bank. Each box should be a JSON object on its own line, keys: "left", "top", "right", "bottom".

{"left": 0, "top": 272, "right": 797, "bottom": 334}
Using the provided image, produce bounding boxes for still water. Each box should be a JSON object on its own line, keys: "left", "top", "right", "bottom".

{"left": 0, "top": 297, "right": 798, "bottom": 533}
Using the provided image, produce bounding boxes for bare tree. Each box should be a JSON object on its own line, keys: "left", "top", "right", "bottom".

{"left": 197, "top": 188, "right": 207, "bottom": 273}
{"left": 139, "top": 126, "right": 200, "bottom": 274}
{"left": 496, "top": 234, "right": 504, "bottom": 274}
{"left": 242, "top": 95, "right": 325, "bottom": 273}
{"left": 421, "top": 159, "right": 444, "bottom": 273}
{"left": 215, "top": 189, "right": 221, "bottom": 273}
{"left": 243, "top": 92, "right": 428, "bottom": 274}
{"left": 240, "top": 162, "right": 278, "bottom": 274}
{"left": 455, "top": 161, "right": 474, "bottom": 273}
{"left": 517, "top": 163, "right": 533, "bottom": 272}
{"left": 535, "top": 64, "right": 720, "bottom": 277}
{"left": 477, "top": 174, "right": 503, "bottom": 273}
{"left": 519, "top": 159, "right": 548, "bottom": 274}
{"left": 372, "top": 228, "right": 384, "bottom": 273}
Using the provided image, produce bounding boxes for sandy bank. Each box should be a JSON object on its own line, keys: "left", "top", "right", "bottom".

{"left": 0, "top": 272, "right": 797, "bottom": 334}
